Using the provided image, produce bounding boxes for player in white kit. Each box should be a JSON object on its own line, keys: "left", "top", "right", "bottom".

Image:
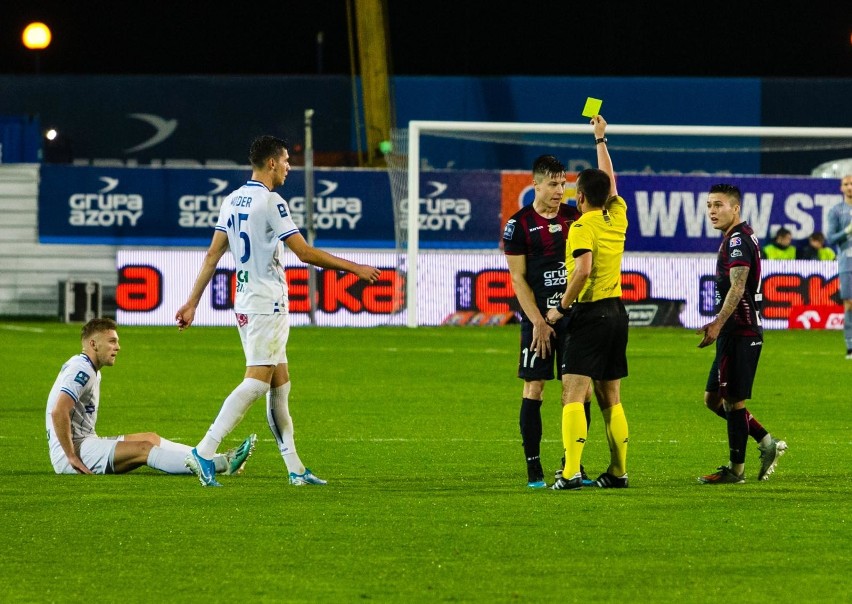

{"left": 176, "top": 135, "right": 380, "bottom": 487}
{"left": 46, "top": 318, "right": 255, "bottom": 476}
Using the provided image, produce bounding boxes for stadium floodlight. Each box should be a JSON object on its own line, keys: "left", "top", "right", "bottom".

{"left": 391, "top": 120, "right": 852, "bottom": 327}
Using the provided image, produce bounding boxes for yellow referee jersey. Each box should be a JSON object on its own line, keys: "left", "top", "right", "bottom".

{"left": 565, "top": 195, "right": 628, "bottom": 302}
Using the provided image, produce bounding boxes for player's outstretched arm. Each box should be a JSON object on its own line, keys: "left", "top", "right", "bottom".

{"left": 176, "top": 230, "right": 229, "bottom": 330}
{"left": 285, "top": 233, "right": 380, "bottom": 283}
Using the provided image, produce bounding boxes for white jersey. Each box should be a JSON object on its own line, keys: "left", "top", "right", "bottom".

{"left": 826, "top": 200, "right": 852, "bottom": 273}
{"left": 45, "top": 354, "right": 101, "bottom": 445}
{"left": 215, "top": 179, "right": 301, "bottom": 314}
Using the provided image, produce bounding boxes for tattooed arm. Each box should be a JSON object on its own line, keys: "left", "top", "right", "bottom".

{"left": 697, "top": 266, "right": 748, "bottom": 348}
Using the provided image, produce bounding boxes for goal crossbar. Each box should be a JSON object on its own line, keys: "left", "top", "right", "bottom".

{"left": 404, "top": 121, "right": 852, "bottom": 327}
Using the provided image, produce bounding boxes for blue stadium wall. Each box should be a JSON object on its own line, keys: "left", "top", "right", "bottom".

{"left": 0, "top": 75, "right": 849, "bottom": 173}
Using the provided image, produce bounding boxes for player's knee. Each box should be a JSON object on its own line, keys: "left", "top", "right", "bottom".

{"left": 524, "top": 380, "right": 544, "bottom": 399}
{"left": 245, "top": 379, "right": 270, "bottom": 400}
{"left": 141, "top": 432, "right": 160, "bottom": 445}
{"left": 113, "top": 440, "right": 154, "bottom": 472}
{"left": 704, "top": 391, "right": 722, "bottom": 410}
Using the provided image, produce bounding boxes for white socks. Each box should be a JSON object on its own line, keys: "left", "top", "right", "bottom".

{"left": 146, "top": 446, "right": 191, "bottom": 474}
{"left": 147, "top": 439, "right": 227, "bottom": 473}
{"left": 197, "top": 378, "right": 269, "bottom": 459}
{"left": 266, "top": 382, "right": 305, "bottom": 474}
{"left": 156, "top": 436, "right": 192, "bottom": 454}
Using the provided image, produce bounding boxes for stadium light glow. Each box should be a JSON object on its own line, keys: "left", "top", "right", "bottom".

{"left": 22, "top": 22, "right": 52, "bottom": 50}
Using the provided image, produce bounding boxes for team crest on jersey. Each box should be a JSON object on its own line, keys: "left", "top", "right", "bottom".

{"left": 236, "top": 313, "right": 249, "bottom": 327}
{"left": 548, "top": 223, "right": 562, "bottom": 233}
{"left": 503, "top": 220, "right": 516, "bottom": 239}
{"left": 729, "top": 236, "right": 741, "bottom": 247}
{"left": 74, "top": 371, "right": 90, "bottom": 386}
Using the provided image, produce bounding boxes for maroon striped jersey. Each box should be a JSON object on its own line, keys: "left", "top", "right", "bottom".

{"left": 503, "top": 203, "right": 580, "bottom": 318}
{"left": 715, "top": 221, "right": 763, "bottom": 335}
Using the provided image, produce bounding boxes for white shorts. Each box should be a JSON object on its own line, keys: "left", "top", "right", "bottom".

{"left": 49, "top": 435, "right": 123, "bottom": 475}
{"left": 236, "top": 312, "right": 289, "bottom": 366}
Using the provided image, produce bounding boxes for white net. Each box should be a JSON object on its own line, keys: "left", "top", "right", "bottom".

{"left": 385, "top": 121, "right": 852, "bottom": 326}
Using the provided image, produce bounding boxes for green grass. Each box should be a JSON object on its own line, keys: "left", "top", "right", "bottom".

{"left": 1, "top": 323, "right": 849, "bottom": 602}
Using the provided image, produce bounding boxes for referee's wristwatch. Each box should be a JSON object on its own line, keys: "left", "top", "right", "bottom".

{"left": 552, "top": 302, "right": 571, "bottom": 315}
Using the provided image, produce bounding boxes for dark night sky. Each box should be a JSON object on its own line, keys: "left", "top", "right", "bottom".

{"left": 1, "top": 1, "right": 850, "bottom": 78}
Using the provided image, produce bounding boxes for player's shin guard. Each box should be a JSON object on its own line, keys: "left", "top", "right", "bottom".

{"left": 561, "top": 403, "right": 588, "bottom": 479}
{"left": 147, "top": 446, "right": 192, "bottom": 474}
{"left": 267, "top": 381, "right": 305, "bottom": 474}
{"left": 519, "top": 398, "right": 543, "bottom": 459}
{"left": 198, "top": 378, "right": 269, "bottom": 458}
{"left": 156, "top": 437, "right": 192, "bottom": 454}
{"left": 726, "top": 407, "right": 749, "bottom": 466}
{"left": 602, "top": 403, "right": 629, "bottom": 477}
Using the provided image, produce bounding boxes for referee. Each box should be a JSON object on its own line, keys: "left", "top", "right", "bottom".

{"left": 546, "top": 115, "right": 630, "bottom": 490}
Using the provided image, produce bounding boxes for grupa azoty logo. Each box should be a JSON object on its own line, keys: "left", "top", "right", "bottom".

{"left": 287, "top": 179, "right": 363, "bottom": 230}
{"left": 68, "top": 176, "right": 144, "bottom": 227}
{"left": 405, "top": 180, "right": 471, "bottom": 231}
{"left": 179, "top": 178, "right": 230, "bottom": 228}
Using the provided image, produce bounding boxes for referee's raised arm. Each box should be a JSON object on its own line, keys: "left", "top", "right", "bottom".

{"left": 591, "top": 115, "right": 617, "bottom": 198}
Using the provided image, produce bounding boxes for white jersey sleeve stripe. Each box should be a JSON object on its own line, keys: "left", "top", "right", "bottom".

{"left": 60, "top": 387, "right": 79, "bottom": 402}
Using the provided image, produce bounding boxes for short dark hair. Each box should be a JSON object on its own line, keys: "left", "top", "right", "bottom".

{"left": 532, "top": 155, "right": 565, "bottom": 182}
{"left": 808, "top": 231, "right": 826, "bottom": 244}
{"left": 709, "top": 183, "right": 742, "bottom": 204}
{"left": 576, "top": 168, "right": 611, "bottom": 207}
{"left": 774, "top": 227, "right": 792, "bottom": 239}
{"left": 249, "top": 135, "right": 289, "bottom": 168}
{"left": 81, "top": 318, "right": 116, "bottom": 341}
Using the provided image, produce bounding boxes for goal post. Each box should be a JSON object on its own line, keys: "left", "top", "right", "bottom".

{"left": 399, "top": 120, "right": 852, "bottom": 327}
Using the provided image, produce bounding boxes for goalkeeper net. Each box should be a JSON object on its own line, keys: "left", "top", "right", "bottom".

{"left": 385, "top": 121, "right": 852, "bottom": 327}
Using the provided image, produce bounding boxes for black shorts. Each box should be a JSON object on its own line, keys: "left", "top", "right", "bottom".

{"left": 560, "top": 297, "right": 628, "bottom": 381}
{"left": 705, "top": 331, "right": 762, "bottom": 402}
{"left": 517, "top": 313, "right": 571, "bottom": 381}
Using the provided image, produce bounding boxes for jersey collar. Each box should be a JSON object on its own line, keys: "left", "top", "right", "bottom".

{"left": 246, "top": 179, "right": 269, "bottom": 190}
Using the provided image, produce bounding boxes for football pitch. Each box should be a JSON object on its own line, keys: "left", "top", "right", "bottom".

{"left": 1, "top": 322, "right": 848, "bottom": 602}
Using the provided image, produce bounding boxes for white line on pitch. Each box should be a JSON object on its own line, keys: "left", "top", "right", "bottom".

{"left": 0, "top": 324, "right": 45, "bottom": 333}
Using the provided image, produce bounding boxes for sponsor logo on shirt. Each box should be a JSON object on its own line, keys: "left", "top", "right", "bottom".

{"left": 730, "top": 249, "right": 743, "bottom": 258}
{"left": 503, "top": 220, "right": 516, "bottom": 239}
{"left": 74, "top": 371, "right": 90, "bottom": 386}
{"left": 729, "top": 237, "right": 741, "bottom": 247}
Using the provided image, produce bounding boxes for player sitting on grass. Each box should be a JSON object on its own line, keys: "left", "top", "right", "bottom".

{"left": 46, "top": 317, "right": 256, "bottom": 476}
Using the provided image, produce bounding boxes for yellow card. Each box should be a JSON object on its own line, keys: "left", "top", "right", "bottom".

{"left": 581, "top": 97, "right": 603, "bottom": 118}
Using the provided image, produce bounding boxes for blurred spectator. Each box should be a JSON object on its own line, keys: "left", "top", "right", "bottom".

{"left": 797, "top": 231, "right": 836, "bottom": 261}
{"left": 762, "top": 227, "right": 796, "bottom": 259}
